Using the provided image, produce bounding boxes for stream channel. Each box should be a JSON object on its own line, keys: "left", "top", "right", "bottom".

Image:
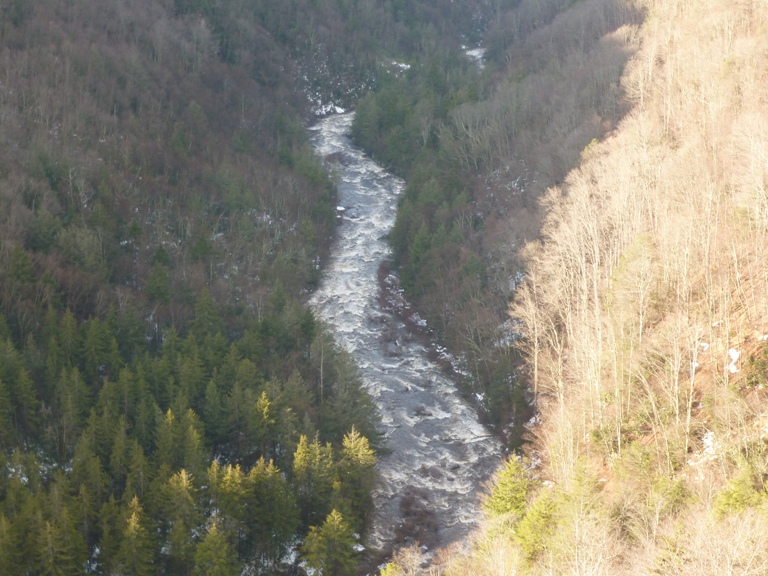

{"left": 308, "top": 113, "right": 502, "bottom": 555}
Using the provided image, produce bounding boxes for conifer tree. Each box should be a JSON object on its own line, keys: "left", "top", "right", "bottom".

{"left": 110, "top": 415, "right": 130, "bottom": 492}
{"left": 72, "top": 483, "right": 98, "bottom": 550}
{"left": 203, "top": 379, "right": 226, "bottom": 447}
{"left": 163, "top": 469, "right": 201, "bottom": 572}
{"left": 54, "top": 367, "right": 90, "bottom": 458}
{"left": 339, "top": 427, "right": 376, "bottom": 529}
{"left": 482, "top": 456, "right": 532, "bottom": 521}
{"left": 146, "top": 264, "right": 171, "bottom": 306}
{"left": 302, "top": 509, "right": 356, "bottom": 576}
{"left": 97, "top": 496, "right": 122, "bottom": 574}
{"left": 210, "top": 463, "right": 248, "bottom": 550}
{"left": 0, "top": 514, "right": 21, "bottom": 576}
{"left": 125, "top": 440, "right": 152, "bottom": 500}
{"left": 178, "top": 353, "right": 205, "bottom": 409}
{"left": 293, "top": 435, "right": 337, "bottom": 528}
{"left": 246, "top": 457, "right": 299, "bottom": 565}
{"left": 48, "top": 488, "right": 88, "bottom": 574}
{"left": 11, "top": 368, "right": 41, "bottom": 436}
{"left": 58, "top": 310, "right": 80, "bottom": 367}
{"left": 70, "top": 435, "right": 109, "bottom": 504}
{"left": 225, "top": 381, "right": 249, "bottom": 458}
{"left": 155, "top": 408, "right": 177, "bottom": 469}
{"left": 33, "top": 503, "right": 87, "bottom": 576}
{"left": 0, "top": 378, "right": 13, "bottom": 449}
{"left": 181, "top": 409, "right": 208, "bottom": 481}
{"left": 114, "top": 496, "right": 155, "bottom": 576}
{"left": 193, "top": 521, "right": 240, "bottom": 576}
{"left": 190, "top": 290, "right": 225, "bottom": 342}
{"left": 249, "top": 390, "right": 276, "bottom": 461}
{"left": 81, "top": 318, "right": 109, "bottom": 383}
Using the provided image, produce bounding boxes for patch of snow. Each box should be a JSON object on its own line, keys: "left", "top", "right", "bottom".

{"left": 409, "top": 313, "right": 427, "bottom": 328}
{"left": 699, "top": 342, "right": 710, "bottom": 351}
{"left": 312, "top": 102, "right": 346, "bottom": 116}
{"left": 727, "top": 348, "right": 740, "bottom": 373}
{"left": 464, "top": 47, "right": 486, "bottom": 69}
{"left": 702, "top": 430, "right": 716, "bottom": 454}
{"left": 687, "top": 430, "right": 719, "bottom": 474}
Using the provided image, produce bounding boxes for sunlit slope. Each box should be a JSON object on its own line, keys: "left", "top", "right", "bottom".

{"left": 436, "top": 1, "right": 768, "bottom": 574}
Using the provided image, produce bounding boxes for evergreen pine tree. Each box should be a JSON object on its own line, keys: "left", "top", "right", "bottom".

{"left": 125, "top": 440, "right": 152, "bottom": 500}
{"left": 193, "top": 521, "right": 239, "bottom": 576}
{"left": 109, "top": 415, "right": 130, "bottom": 493}
{"left": 114, "top": 496, "right": 155, "bottom": 576}
{"left": 212, "top": 464, "right": 248, "bottom": 551}
{"left": 246, "top": 457, "right": 299, "bottom": 566}
{"left": 181, "top": 409, "right": 208, "bottom": 481}
{"left": 163, "top": 469, "right": 201, "bottom": 572}
{"left": 302, "top": 509, "right": 356, "bottom": 576}
{"left": 0, "top": 514, "right": 21, "bottom": 576}
{"left": 81, "top": 318, "right": 108, "bottom": 383}
{"left": 203, "top": 378, "right": 225, "bottom": 447}
{"left": 292, "top": 435, "right": 336, "bottom": 528}
{"left": 11, "top": 368, "right": 41, "bottom": 436}
{"left": 0, "top": 378, "right": 13, "bottom": 449}
{"left": 482, "top": 456, "right": 532, "bottom": 521}
{"left": 339, "top": 427, "right": 376, "bottom": 530}
{"left": 190, "top": 289, "right": 224, "bottom": 342}
{"left": 97, "top": 496, "right": 122, "bottom": 574}
{"left": 248, "top": 390, "right": 276, "bottom": 461}
{"left": 58, "top": 310, "right": 80, "bottom": 367}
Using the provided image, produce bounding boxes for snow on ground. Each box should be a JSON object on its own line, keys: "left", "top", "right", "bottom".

{"left": 463, "top": 46, "right": 486, "bottom": 69}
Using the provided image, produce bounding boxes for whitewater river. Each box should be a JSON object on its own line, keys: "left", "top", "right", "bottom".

{"left": 308, "top": 113, "right": 501, "bottom": 554}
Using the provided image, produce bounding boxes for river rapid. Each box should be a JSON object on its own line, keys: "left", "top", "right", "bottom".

{"left": 308, "top": 113, "right": 502, "bottom": 555}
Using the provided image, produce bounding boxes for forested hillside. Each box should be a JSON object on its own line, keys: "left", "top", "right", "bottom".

{"left": 10, "top": 0, "right": 768, "bottom": 572}
{"left": 380, "top": 0, "right": 768, "bottom": 574}
{"left": 0, "top": 0, "right": 498, "bottom": 573}
{"left": 352, "top": 0, "right": 642, "bottom": 441}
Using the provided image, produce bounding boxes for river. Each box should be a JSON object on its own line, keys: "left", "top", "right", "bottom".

{"left": 308, "top": 113, "right": 502, "bottom": 555}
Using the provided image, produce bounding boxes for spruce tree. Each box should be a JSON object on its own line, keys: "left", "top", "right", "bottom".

{"left": 194, "top": 521, "right": 239, "bottom": 576}
{"left": 247, "top": 457, "right": 299, "bottom": 565}
{"left": 0, "top": 378, "right": 13, "bottom": 449}
{"left": 302, "top": 509, "right": 356, "bottom": 576}
{"left": 339, "top": 427, "right": 376, "bottom": 530}
{"left": 482, "top": 456, "right": 532, "bottom": 521}
{"left": 115, "top": 496, "right": 155, "bottom": 576}
{"left": 163, "top": 469, "right": 201, "bottom": 572}
{"left": 0, "top": 514, "right": 21, "bottom": 576}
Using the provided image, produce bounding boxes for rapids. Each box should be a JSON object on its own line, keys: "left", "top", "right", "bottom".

{"left": 309, "top": 113, "right": 501, "bottom": 553}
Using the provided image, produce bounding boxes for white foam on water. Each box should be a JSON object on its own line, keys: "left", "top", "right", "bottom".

{"left": 309, "top": 113, "right": 501, "bottom": 552}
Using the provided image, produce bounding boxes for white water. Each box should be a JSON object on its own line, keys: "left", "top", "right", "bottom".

{"left": 309, "top": 114, "right": 501, "bottom": 552}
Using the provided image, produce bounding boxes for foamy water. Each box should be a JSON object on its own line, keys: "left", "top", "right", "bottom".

{"left": 309, "top": 113, "right": 501, "bottom": 552}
